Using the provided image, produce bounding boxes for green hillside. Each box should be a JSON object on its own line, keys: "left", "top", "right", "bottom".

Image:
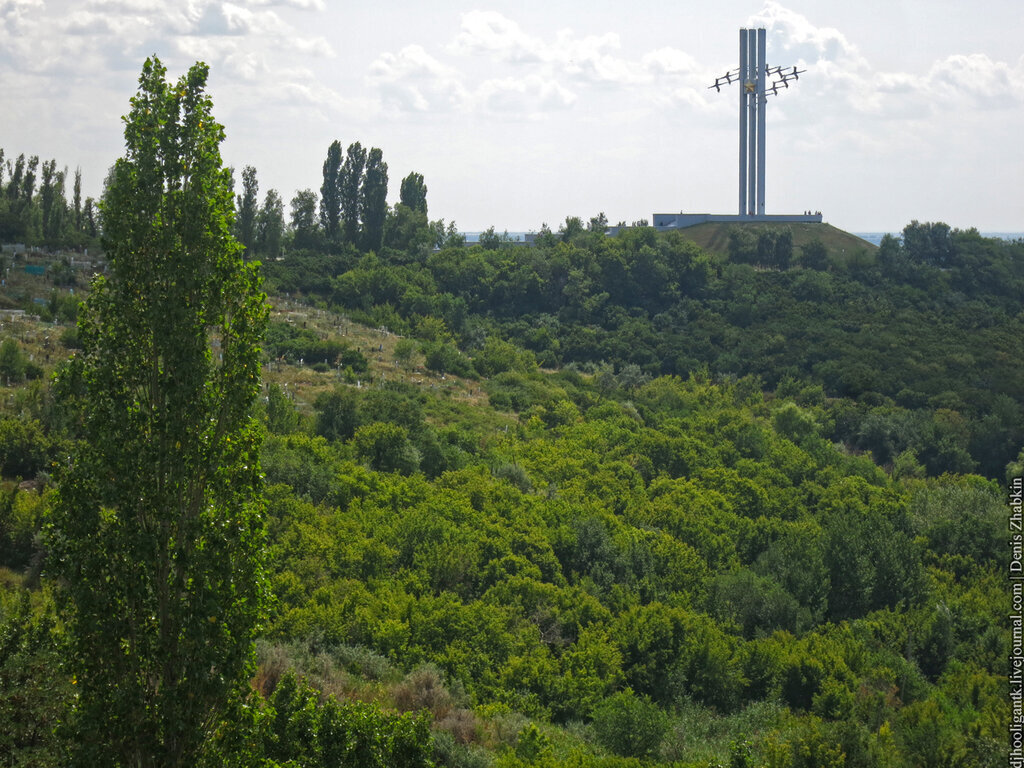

{"left": 675, "top": 221, "right": 876, "bottom": 258}
{"left": 0, "top": 235, "right": 1014, "bottom": 767}
{"left": 0, "top": 60, "right": 1017, "bottom": 767}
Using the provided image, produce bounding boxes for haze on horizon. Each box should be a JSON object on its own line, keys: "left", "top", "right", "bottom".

{"left": 1, "top": 0, "right": 1021, "bottom": 234}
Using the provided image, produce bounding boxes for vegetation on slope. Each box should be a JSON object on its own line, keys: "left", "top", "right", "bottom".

{"left": 0, "top": 58, "right": 1017, "bottom": 766}
{"left": 0, "top": 267, "right": 1013, "bottom": 765}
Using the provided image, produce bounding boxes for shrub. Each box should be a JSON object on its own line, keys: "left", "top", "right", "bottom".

{"left": 393, "top": 664, "right": 454, "bottom": 718}
{"left": 591, "top": 690, "right": 669, "bottom": 759}
{"left": 0, "top": 419, "right": 49, "bottom": 479}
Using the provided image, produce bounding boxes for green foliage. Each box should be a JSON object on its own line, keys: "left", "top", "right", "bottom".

{"left": 361, "top": 148, "right": 389, "bottom": 253}
{"left": 265, "top": 320, "right": 368, "bottom": 369}
{"left": 0, "top": 418, "right": 49, "bottom": 479}
{"left": 474, "top": 336, "right": 536, "bottom": 378}
{"left": 0, "top": 484, "right": 48, "bottom": 571}
{"left": 0, "top": 593, "right": 71, "bottom": 767}
{"left": 515, "top": 723, "right": 551, "bottom": 762}
{"left": 256, "top": 189, "right": 285, "bottom": 259}
{"left": 48, "top": 57, "right": 268, "bottom": 767}
{"left": 320, "top": 140, "right": 343, "bottom": 242}
{"left": 340, "top": 142, "right": 367, "bottom": 246}
{"left": 0, "top": 339, "right": 26, "bottom": 383}
{"left": 315, "top": 386, "right": 359, "bottom": 442}
{"left": 591, "top": 690, "right": 669, "bottom": 759}
{"left": 290, "top": 189, "right": 322, "bottom": 250}
{"left": 247, "top": 356, "right": 1010, "bottom": 765}
{"left": 307, "top": 218, "right": 1024, "bottom": 479}
{"left": 266, "top": 382, "right": 301, "bottom": 434}
{"left": 5, "top": 101, "right": 1018, "bottom": 767}
{"left": 400, "top": 172, "right": 428, "bottom": 215}
{"left": 265, "top": 672, "right": 433, "bottom": 767}
{"left": 0, "top": 146, "right": 101, "bottom": 248}
{"left": 705, "top": 569, "right": 801, "bottom": 638}
{"left": 908, "top": 476, "right": 1004, "bottom": 568}
{"left": 354, "top": 422, "right": 421, "bottom": 474}
{"left": 236, "top": 165, "right": 259, "bottom": 253}
{"left": 763, "top": 717, "right": 846, "bottom": 768}
{"left": 425, "top": 341, "right": 476, "bottom": 378}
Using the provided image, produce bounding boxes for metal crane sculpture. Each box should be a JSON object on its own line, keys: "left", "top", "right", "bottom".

{"left": 708, "top": 29, "right": 805, "bottom": 217}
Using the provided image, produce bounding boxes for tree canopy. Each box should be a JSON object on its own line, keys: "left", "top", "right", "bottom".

{"left": 48, "top": 57, "right": 268, "bottom": 767}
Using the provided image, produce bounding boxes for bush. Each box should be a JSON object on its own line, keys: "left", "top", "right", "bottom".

{"left": 591, "top": 690, "right": 669, "bottom": 759}
{"left": 59, "top": 326, "right": 81, "bottom": 350}
{"left": 393, "top": 664, "right": 454, "bottom": 718}
{"left": 432, "top": 730, "right": 492, "bottom": 768}
{"left": 423, "top": 341, "right": 475, "bottom": 378}
{"left": 0, "top": 339, "right": 26, "bottom": 382}
{"left": 353, "top": 422, "right": 420, "bottom": 475}
{"left": 264, "top": 320, "right": 368, "bottom": 370}
{"left": 492, "top": 462, "right": 532, "bottom": 493}
{"left": 266, "top": 672, "right": 434, "bottom": 767}
{"left": 332, "top": 644, "right": 396, "bottom": 682}
{"left": 0, "top": 419, "right": 49, "bottom": 479}
{"left": 0, "top": 485, "right": 48, "bottom": 570}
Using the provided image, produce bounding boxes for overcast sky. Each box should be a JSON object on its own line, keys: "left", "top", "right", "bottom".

{"left": 2, "top": 0, "right": 1021, "bottom": 233}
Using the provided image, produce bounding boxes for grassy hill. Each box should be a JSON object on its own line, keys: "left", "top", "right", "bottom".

{"left": 675, "top": 221, "right": 876, "bottom": 257}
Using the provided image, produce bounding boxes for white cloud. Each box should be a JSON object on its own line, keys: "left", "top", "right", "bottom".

{"left": 0, "top": 0, "right": 46, "bottom": 67}
{"left": 477, "top": 75, "right": 576, "bottom": 116}
{"left": 218, "top": 3, "right": 284, "bottom": 36}
{"left": 371, "top": 11, "right": 708, "bottom": 118}
{"left": 86, "top": 0, "right": 195, "bottom": 34}
{"left": 643, "top": 48, "right": 699, "bottom": 77}
{"left": 284, "top": 36, "right": 334, "bottom": 57}
{"left": 0, "top": 0, "right": 42, "bottom": 17}
{"left": 750, "top": 1, "right": 867, "bottom": 70}
{"left": 88, "top": 0, "right": 174, "bottom": 11}
{"left": 62, "top": 10, "right": 133, "bottom": 36}
{"left": 450, "top": 10, "right": 546, "bottom": 64}
{"left": 553, "top": 30, "right": 646, "bottom": 86}
{"left": 745, "top": 0, "right": 1023, "bottom": 123}
{"left": 246, "top": 0, "right": 324, "bottom": 9}
{"left": 369, "top": 45, "right": 469, "bottom": 113}
{"left": 451, "top": 11, "right": 649, "bottom": 87}
{"left": 926, "top": 53, "right": 1024, "bottom": 106}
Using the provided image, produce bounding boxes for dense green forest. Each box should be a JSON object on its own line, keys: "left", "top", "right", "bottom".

{"left": 0, "top": 58, "right": 1018, "bottom": 767}
{"left": 264, "top": 215, "right": 1024, "bottom": 481}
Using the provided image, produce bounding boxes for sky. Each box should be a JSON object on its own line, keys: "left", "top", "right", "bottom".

{"left": 1, "top": 0, "right": 1022, "bottom": 234}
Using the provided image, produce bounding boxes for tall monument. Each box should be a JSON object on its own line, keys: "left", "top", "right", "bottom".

{"left": 654, "top": 28, "right": 818, "bottom": 230}
{"left": 738, "top": 28, "right": 767, "bottom": 217}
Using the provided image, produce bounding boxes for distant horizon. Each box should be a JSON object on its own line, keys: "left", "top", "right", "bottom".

{"left": 458, "top": 229, "right": 1024, "bottom": 245}
{"left": 2, "top": 1, "right": 1021, "bottom": 235}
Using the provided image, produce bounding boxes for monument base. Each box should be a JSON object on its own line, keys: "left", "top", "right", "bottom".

{"left": 653, "top": 213, "right": 823, "bottom": 230}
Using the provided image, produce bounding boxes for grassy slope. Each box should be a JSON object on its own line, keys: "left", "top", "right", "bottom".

{"left": 675, "top": 221, "right": 876, "bottom": 257}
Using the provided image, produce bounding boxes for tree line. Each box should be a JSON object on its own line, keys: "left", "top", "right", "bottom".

{"left": 230, "top": 140, "right": 441, "bottom": 262}
{"left": 0, "top": 150, "right": 100, "bottom": 248}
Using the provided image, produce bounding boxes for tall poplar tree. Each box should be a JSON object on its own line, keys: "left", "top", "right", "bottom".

{"left": 399, "top": 171, "right": 428, "bottom": 215}
{"left": 235, "top": 164, "right": 259, "bottom": 254}
{"left": 360, "top": 147, "right": 388, "bottom": 253}
{"left": 73, "top": 166, "right": 83, "bottom": 233}
{"left": 256, "top": 188, "right": 285, "bottom": 258}
{"left": 39, "top": 158, "right": 57, "bottom": 239}
{"left": 6, "top": 154, "right": 24, "bottom": 202}
{"left": 339, "top": 141, "right": 366, "bottom": 246}
{"left": 49, "top": 57, "right": 268, "bottom": 767}
{"left": 319, "top": 139, "right": 342, "bottom": 242}
{"left": 290, "top": 188, "right": 319, "bottom": 250}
